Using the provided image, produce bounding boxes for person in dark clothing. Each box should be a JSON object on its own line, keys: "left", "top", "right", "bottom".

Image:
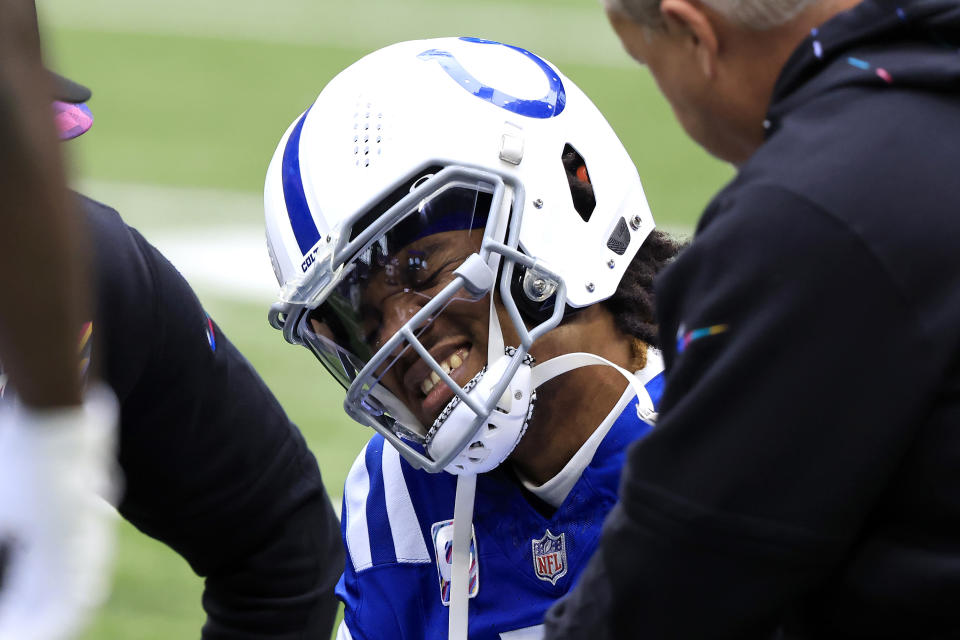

{"left": 545, "top": 0, "right": 960, "bottom": 638}
{"left": 5, "top": 72, "right": 344, "bottom": 638}
{"left": 83, "top": 193, "right": 343, "bottom": 639}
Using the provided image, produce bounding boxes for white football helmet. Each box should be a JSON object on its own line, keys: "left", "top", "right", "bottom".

{"left": 265, "top": 37, "right": 655, "bottom": 474}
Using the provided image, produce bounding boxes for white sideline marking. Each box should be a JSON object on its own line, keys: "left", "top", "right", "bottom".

{"left": 77, "top": 179, "right": 277, "bottom": 304}
{"left": 148, "top": 226, "right": 277, "bottom": 304}
{"left": 77, "top": 179, "right": 264, "bottom": 228}
{"left": 38, "top": 0, "right": 636, "bottom": 69}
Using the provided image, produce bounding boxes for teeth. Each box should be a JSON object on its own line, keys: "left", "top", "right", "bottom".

{"left": 421, "top": 377, "right": 435, "bottom": 395}
{"left": 418, "top": 350, "right": 468, "bottom": 397}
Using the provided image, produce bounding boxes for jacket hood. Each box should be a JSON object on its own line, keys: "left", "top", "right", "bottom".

{"left": 768, "top": 0, "right": 960, "bottom": 125}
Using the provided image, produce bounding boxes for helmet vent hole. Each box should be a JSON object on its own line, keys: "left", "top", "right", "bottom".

{"left": 487, "top": 423, "right": 498, "bottom": 431}
{"left": 562, "top": 144, "right": 596, "bottom": 223}
{"left": 469, "top": 441, "right": 485, "bottom": 450}
{"left": 354, "top": 102, "right": 381, "bottom": 168}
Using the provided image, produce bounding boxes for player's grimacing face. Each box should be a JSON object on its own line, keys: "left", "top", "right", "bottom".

{"left": 358, "top": 229, "right": 495, "bottom": 426}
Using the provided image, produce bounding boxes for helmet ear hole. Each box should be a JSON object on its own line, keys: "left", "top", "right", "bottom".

{"left": 510, "top": 264, "right": 558, "bottom": 325}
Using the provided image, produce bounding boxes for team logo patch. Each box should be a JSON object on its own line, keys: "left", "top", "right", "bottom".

{"left": 431, "top": 519, "right": 479, "bottom": 606}
{"left": 531, "top": 529, "right": 567, "bottom": 585}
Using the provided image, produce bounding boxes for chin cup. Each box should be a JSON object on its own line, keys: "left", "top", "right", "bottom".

{"left": 426, "top": 350, "right": 536, "bottom": 475}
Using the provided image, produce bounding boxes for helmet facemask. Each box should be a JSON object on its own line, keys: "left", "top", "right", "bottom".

{"left": 282, "top": 166, "right": 568, "bottom": 473}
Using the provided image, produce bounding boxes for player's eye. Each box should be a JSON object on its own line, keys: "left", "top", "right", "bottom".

{"left": 412, "top": 259, "right": 458, "bottom": 290}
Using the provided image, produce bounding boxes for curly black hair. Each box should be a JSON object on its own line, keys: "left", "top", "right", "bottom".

{"left": 562, "top": 148, "right": 684, "bottom": 349}
{"left": 602, "top": 229, "right": 682, "bottom": 347}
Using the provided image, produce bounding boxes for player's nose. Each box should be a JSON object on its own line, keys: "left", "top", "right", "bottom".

{"left": 373, "top": 289, "right": 428, "bottom": 351}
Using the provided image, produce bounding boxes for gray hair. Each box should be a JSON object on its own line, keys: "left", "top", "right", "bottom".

{"left": 604, "top": 0, "right": 820, "bottom": 29}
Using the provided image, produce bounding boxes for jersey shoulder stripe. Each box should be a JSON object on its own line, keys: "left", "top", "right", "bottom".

{"left": 336, "top": 621, "right": 355, "bottom": 640}
{"left": 343, "top": 435, "right": 431, "bottom": 573}
{"left": 343, "top": 444, "right": 373, "bottom": 571}
{"left": 381, "top": 442, "right": 431, "bottom": 563}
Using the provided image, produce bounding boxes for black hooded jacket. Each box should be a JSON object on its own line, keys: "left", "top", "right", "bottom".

{"left": 546, "top": 0, "right": 960, "bottom": 637}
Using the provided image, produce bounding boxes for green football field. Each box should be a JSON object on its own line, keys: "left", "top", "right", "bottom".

{"left": 35, "top": 0, "right": 733, "bottom": 636}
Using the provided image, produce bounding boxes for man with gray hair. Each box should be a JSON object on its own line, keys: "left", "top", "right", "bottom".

{"left": 545, "top": 0, "right": 960, "bottom": 637}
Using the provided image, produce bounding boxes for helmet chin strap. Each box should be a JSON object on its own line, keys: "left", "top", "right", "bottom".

{"left": 530, "top": 352, "right": 658, "bottom": 425}
{"left": 447, "top": 471, "right": 477, "bottom": 639}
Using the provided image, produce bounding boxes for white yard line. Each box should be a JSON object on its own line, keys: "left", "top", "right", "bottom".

{"left": 78, "top": 179, "right": 278, "bottom": 305}
{"left": 147, "top": 226, "right": 279, "bottom": 304}
{"left": 38, "top": 0, "right": 636, "bottom": 69}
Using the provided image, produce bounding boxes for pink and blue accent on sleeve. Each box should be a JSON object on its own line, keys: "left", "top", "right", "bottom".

{"left": 676, "top": 323, "right": 729, "bottom": 354}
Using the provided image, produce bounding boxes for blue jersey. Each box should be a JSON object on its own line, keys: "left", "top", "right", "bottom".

{"left": 336, "top": 370, "right": 665, "bottom": 640}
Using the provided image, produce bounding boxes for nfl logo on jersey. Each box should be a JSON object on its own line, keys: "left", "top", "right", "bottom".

{"left": 531, "top": 529, "right": 567, "bottom": 585}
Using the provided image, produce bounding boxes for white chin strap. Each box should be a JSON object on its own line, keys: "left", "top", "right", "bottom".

{"left": 530, "top": 351, "right": 658, "bottom": 424}
{"left": 447, "top": 472, "right": 477, "bottom": 639}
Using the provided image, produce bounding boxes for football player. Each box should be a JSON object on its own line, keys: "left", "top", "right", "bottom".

{"left": 264, "top": 38, "right": 680, "bottom": 639}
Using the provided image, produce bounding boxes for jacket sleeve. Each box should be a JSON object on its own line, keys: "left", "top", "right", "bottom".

{"left": 544, "top": 185, "right": 936, "bottom": 639}
{"left": 83, "top": 196, "right": 344, "bottom": 639}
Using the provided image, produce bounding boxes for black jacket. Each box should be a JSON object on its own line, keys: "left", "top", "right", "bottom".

{"left": 546, "top": 0, "right": 960, "bottom": 637}
{"left": 83, "top": 195, "right": 344, "bottom": 639}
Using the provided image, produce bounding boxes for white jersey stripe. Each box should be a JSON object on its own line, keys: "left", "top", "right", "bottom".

{"left": 381, "top": 444, "right": 431, "bottom": 563}
{"left": 343, "top": 447, "right": 373, "bottom": 571}
{"left": 336, "top": 621, "right": 355, "bottom": 640}
{"left": 500, "top": 625, "right": 545, "bottom": 639}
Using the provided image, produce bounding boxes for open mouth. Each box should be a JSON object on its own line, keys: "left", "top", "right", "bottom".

{"left": 406, "top": 344, "right": 474, "bottom": 419}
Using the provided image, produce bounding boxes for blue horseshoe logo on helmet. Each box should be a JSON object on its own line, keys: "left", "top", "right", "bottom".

{"left": 417, "top": 37, "right": 566, "bottom": 119}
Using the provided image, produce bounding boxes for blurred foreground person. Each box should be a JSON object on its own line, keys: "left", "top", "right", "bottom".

{"left": 55, "top": 82, "right": 343, "bottom": 637}
{"left": 547, "top": 0, "right": 960, "bottom": 638}
{"left": 0, "top": 2, "right": 119, "bottom": 639}
{"left": 264, "top": 38, "right": 680, "bottom": 639}
{"left": 2, "top": 5, "right": 344, "bottom": 632}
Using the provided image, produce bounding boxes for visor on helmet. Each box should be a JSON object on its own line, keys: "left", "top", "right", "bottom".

{"left": 298, "top": 182, "right": 495, "bottom": 441}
